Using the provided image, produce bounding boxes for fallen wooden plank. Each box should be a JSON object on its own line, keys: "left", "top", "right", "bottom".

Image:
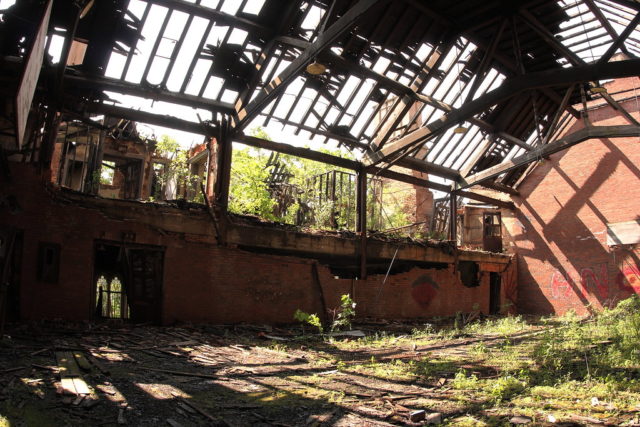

{"left": 86, "top": 354, "right": 110, "bottom": 375}
{"left": 166, "top": 419, "right": 183, "bottom": 427}
{"left": 55, "top": 351, "right": 82, "bottom": 377}
{"left": 174, "top": 396, "right": 227, "bottom": 426}
{"left": 60, "top": 378, "right": 77, "bottom": 395}
{"left": 168, "top": 340, "right": 198, "bottom": 347}
{"left": 0, "top": 366, "right": 27, "bottom": 374}
{"left": 72, "top": 377, "right": 90, "bottom": 395}
{"left": 141, "top": 366, "right": 217, "bottom": 380}
{"left": 117, "top": 407, "right": 127, "bottom": 425}
{"left": 31, "top": 364, "right": 58, "bottom": 372}
{"left": 73, "top": 352, "right": 93, "bottom": 371}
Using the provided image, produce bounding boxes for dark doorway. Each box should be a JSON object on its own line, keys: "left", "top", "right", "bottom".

{"left": 483, "top": 212, "right": 502, "bottom": 253}
{"left": 489, "top": 272, "right": 501, "bottom": 315}
{"left": 93, "top": 242, "right": 163, "bottom": 323}
{"left": 0, "top": 228, "right": 23, "bottom": 323}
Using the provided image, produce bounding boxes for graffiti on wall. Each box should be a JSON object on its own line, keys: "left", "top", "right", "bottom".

{"left": 618, "top": 262, "right": 640, "bottom": 294}
{"left": 411, "top": 275, "right": 439, "bottom": 308}
{"left": 549, "top": 259, "right": 640, "bottom": 303}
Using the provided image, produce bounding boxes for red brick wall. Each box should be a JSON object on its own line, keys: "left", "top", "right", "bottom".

{"left": 509, "top": 77, "right": 640, "bottom": 315}
{"left": 1, "top": 164, "right": 502, "bottom": 324}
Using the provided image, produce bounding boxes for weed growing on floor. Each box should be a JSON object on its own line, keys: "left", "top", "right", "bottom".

{"left": 452, "top": 369, "right": 480, "bottom": 390}
{"left": 530, "top": 295, "right": 640, "bottom": 388}
{"left": 464, "top": 315, "right": 529, "bottom": 336}
{"left": 293, "top": 294, "right": 356, "bottom": 338}
{"left": 293, "top": 309, "right": 324, "bottom": 334}
{"left": 488, "top": 375, "right": 527, "bottom": 402}
{"left": 329, "top": 294, "right": 356, "bottom": 333}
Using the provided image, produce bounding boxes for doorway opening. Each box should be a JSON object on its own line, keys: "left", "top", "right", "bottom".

{"left": 0, "top": 228, "right": 22, "bottom": 324}
{"left": 93, "top": 242, "right": 163, "bottom": 323}
{"left": 489, "top": 272, "right": 501, "bottom": 315}
{"left": 483, "top": 212, "right": 503, "bottom": 253}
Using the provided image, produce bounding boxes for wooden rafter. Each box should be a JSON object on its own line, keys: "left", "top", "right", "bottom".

{"left": 597, "top": 9, "right": 640, "bottom": 62}
{"left": 519, "top": 9, "right": 585, "bottom": 66}
{"left": 364, "top": 58, "right": 640, "bottom": 166}
{"left": 66, "top": 74, "right": 235, "bottom": 114}
{"left": 143, "top": 0, "right": 272, "bottom": 34}
{"left": 462, "top": 124, "right": 640, "bottom": 188}
{"left": 83, "top": 103, "right": 216, "bottom": 136}
{"left": 233, "top": 0, "right": 390, "bottom": 131}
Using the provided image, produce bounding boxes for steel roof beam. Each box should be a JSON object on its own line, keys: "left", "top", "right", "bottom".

{"left": 462, "top": 124, "right": 640, "bottom": 188}
{"left": 364, "top": 58, "right": 640, "bottom": 166}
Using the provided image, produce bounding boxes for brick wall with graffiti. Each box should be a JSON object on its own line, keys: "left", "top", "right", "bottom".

{"left": 506, "top": 76, "right": 640, "bottom": 315}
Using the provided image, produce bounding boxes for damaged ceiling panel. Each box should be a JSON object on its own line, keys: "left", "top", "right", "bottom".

{"left": 3, "top": 0, "right": 639, "bottom": 194}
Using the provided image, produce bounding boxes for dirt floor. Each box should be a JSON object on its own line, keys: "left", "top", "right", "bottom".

{"left": 0, "top": 316, "right": 639, "bottom": 426}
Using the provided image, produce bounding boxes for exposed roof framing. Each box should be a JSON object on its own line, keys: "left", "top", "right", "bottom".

{"left": 233, "top": 0, "right": 391, "bottom": 129}
{"left": 462, "top": 124, "right": 640, "bottom": 188}
{"left": 66, "top": 74, "right": 235, "bottom": 113}
{"left": 365, "top": 57, "right": 640, "bottom": 163}
{"left": 37, "top": 0, "right": 640, "bottom": 200}
{"left": 143, "top": 0, "right": 274, "bottom": 34}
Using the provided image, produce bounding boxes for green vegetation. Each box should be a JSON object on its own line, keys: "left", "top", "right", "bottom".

{"left": 154, "top": 135, "right": 205, "bottom": 203}
{"left": 230, "top": 127, "right": 357, "bottom": 226}
{"left": 286, "top": 296, "right": 640, "bottom": 424}
{"left": 147, "top": 128, "right": 415, "bottom": 232}
{"left": 293, "top": 309, "right": 323, "bottom": 334}
{"left": 328, "top": 294, "right": 356, "bottom": 333}
{"left": 229, "top": 146, "right": 278, "bottom": 219}
{"left": 294, "top": 294, "right": 357, "bottom": 337}
{"left": 464, "top": 315, "right": 529, "bottom": 336}
{"left": 229, "top": 127, "right": 410, "bottom": 231}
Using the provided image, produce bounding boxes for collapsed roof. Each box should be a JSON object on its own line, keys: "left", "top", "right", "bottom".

{"left": 6, "top": 0, "right": 640, "bottom": 196}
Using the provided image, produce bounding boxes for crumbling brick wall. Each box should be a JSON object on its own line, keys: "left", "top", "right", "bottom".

{"left": 0, "top": 163, "right": 508, "bottom": 324}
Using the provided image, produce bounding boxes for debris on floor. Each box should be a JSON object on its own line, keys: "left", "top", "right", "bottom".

{"left": 0, "top": 314, "right": 638, "bottom": 426}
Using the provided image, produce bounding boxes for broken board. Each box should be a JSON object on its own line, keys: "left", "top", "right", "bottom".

{"left": 55, "top": 351, "right": 90, "bottom": 395}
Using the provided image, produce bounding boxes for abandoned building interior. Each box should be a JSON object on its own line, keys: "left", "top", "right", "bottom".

{"left": 0, "top": 0, "right": 639, "bottom": 425}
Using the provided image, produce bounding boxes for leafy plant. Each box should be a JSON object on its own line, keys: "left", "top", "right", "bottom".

{"left": 293, "top": 294, "right": 356, "bottom": 337}
{"left": 294, "top": 309, "right": 323, "bottom": 334}
{"left": 488, "top": 375, "right": 526, "bottom": 402}
{"left": 329, "top": 294, "right": 356, "bottom": 333}
{"left": 452, "top": 369, "right": 479, "bottom": 389}
{"left": 229, "top": 147, "right": 278, "bottom": 219}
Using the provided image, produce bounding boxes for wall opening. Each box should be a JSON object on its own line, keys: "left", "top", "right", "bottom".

{"left": 93, "top": 242, "right": 164, "bottom": 323}
{"left": 489, "top": 272, "right": 501, "bottom": 315}
{"left": 459, "top": 261, "right": 480, "bottom": 287}
{"left": 0, "top": 228, "right": 22, "bottom": 323}
{"left": 483, "top": 212, "right": 502, "bottom": 253}
{"left": 95, "top": 276, "right": 130, "bottom": 319}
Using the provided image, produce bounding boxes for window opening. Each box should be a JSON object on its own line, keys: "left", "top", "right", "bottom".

{"left": 95, "top": 275, "right": 130, "bottom": 319}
